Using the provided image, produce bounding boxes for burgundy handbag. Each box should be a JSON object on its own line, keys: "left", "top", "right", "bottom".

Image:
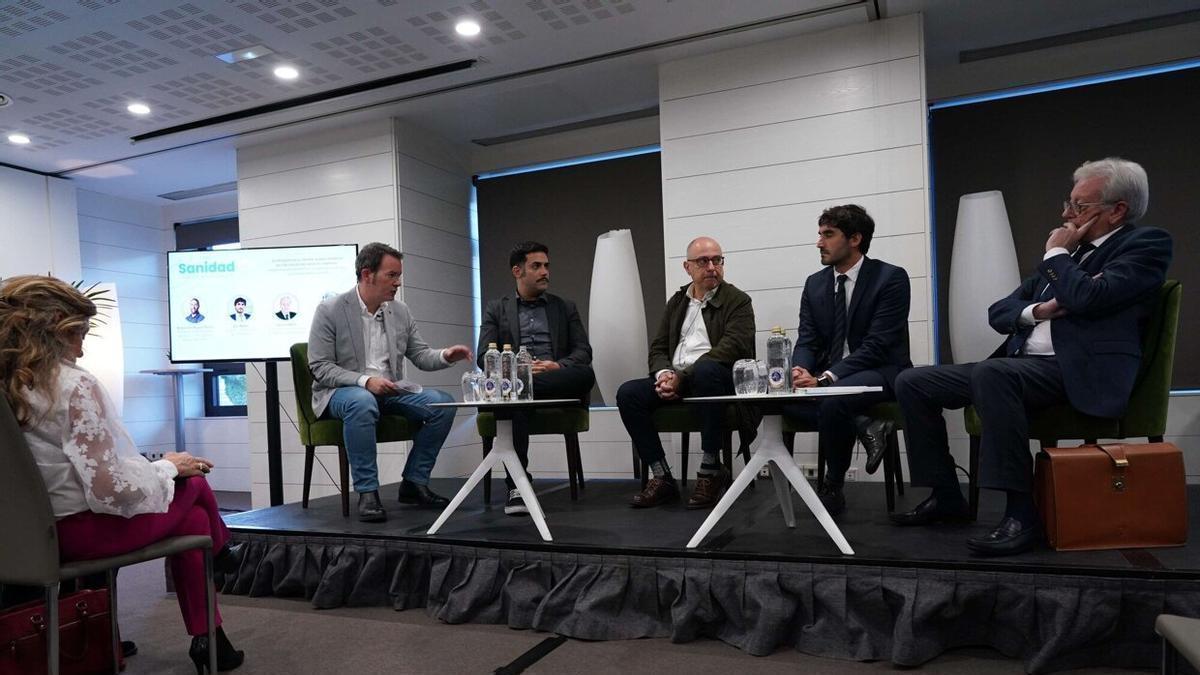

{"left": 0, "top": 588, "right": 120, "bottom": 675}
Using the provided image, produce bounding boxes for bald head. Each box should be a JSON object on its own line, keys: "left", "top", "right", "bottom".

{"left": 686, "top": 236, "right": 721, "bottom": 259}
{"left": 682, "top": 236, "right": 724, "bottom": 297}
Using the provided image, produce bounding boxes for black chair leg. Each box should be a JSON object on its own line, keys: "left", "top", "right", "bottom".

{"left": 680, "top": 433, "right": 690, "bottom": 486}
{"left": 632, "top": 443, "right": 641, "bottom": 479}
{"left": 569, "top": 433, "right": 585, "bottom": 491}
{"left": 968, "top": 435, "right": 981, "bottom": 521}
{"left": 816, "top": 443, "right": 826, "bottom": 487}
{"left": 337, "top": 445, "right": 349, "bottom": 517}
{"left": 1150, "top": 435, "right": 1164, "bottom": 443}
{"left": 302, "top": 445, "right": 315, "bottom": 508}
{"left": 482, "top": 437, "right": 494, "bottom": 504}
{"left": 782, "top": 431, "right": 795, "bottom": 455}
{"left": 882, "top": 435, "right": 896, "bottom": 513}
{"left": 891, "top": 430, "right": 905, "bottom": 495}
{"left": 564, "top": 434, "right": 579, "bottom": 501}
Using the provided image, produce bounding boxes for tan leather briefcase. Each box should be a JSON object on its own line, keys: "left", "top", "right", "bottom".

{"left": 1034, "top": 442, "right": 1188, "bottom": 551}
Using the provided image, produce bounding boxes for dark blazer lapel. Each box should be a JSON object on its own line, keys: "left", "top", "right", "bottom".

{"left": 505, "top": 296, "right": 521, "bottom": 348}
{"left": 343, "top": 292, "right": 365, "bottom": 370}
{"left": 546, "top": 293, "right": 562, "bottom": 357}
{"left": 846, "top": 257, "right": 875, "bottom": 326}
{"left": 1085, "top": 224, "right": 1137, "bottom": 272}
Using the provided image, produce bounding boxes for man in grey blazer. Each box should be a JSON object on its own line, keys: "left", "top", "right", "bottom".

{"left": 309, "top": 242, "right": 473, "bottom": 522}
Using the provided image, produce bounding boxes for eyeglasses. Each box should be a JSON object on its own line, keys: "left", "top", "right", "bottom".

{"left": 686, "top": 256, "right": 725, "bottom": 268}
{"left": 1062, "top": 200, "right": 1115, "bottom": 216}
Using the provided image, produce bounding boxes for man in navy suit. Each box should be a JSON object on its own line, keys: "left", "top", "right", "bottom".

{"left": 785, "top": 204, "right": 912, "bottom": 516}
{"left": 891, "top": 157, "right": 1173, "bottom": 556}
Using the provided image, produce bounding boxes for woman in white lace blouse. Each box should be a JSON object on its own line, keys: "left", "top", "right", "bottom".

{"left": 0, "top": 276, "right": 244, "bottom": 673}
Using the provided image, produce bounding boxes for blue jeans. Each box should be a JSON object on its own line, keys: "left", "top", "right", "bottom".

{"left": 325, "top": 386, "right": 455, "bottom": 493}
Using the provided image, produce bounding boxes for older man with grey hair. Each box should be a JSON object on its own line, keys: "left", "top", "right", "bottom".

{"left": 890, "top": 157, "right": 1172, "bottom": 556}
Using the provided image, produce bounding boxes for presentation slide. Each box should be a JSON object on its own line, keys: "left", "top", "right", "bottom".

{"left": 167, "top": 244, "right": 357, "bottom": 362}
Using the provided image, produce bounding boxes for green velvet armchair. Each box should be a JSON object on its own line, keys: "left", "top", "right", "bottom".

{"left": 290, "top": 343, "right": 421, "bottom": 517}
{"left": 963, "top": 280, "right": 1181, "bottom": 518}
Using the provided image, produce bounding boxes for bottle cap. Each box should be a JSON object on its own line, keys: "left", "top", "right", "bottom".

{"left": 488, "top": 342, "right": 497, "bottom": 349}
{"left": 771, "top": 326, "right": 783, "bottom": 334}
{"left": 503, "top": 343, "right": 511, "bottom": 350}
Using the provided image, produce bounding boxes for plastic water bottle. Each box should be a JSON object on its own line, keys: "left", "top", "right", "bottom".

{"left": 766, "top": 326, "right": 792, "bottom": 394}
{"left": 500, "top": 344, "right": 516, "bottom": 401}
{"left": 483, "top": 343, "right": 501, "bottom": 401}
{"left": 515, "top": 346, "right": 534, "bottom": 400}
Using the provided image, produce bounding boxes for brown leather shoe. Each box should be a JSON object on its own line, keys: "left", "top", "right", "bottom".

{"left": 686, "top": 470, "right": 729, "bottom": 509}
{"left": 631, "top": 476, "right": 679, "bottom": 508}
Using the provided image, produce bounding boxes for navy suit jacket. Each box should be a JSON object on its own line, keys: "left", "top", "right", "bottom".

{"left": 791, "top": 257, "right": 912, "bottom": 389}
{"left": 988, "top": 224, "right": 1172, "bottom": 419}
{"left": 476, "top": 292, "right": 592, "bottom": 369}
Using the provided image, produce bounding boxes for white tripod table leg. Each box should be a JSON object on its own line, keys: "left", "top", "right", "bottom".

{"left": 427, "top": 443, "right": 504, "bottom": 535}
{"left": 686, "top": 451, "right": 768, "bottom": 548}
{"left": 772, "top": 455, "right": 854, "bottom": 555}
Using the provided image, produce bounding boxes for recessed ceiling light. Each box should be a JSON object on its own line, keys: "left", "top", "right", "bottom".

{"left": 215, "top": 44, "right": 274, "bottom": 64}
{"left": 127, "top": 102, "right": 151, "bottom": 115}
{"left": 273, "top": 65, "right": 299, "bottom": 80}
{"left": 455, "top": 19, "right": 481, "bottom": 37}
{"left": 7, "top": 133, "right": 31, "bottom": 145}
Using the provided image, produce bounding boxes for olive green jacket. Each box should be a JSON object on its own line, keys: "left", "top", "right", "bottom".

{"left": 647, "top": 281, "right": 756, "bottom": 387}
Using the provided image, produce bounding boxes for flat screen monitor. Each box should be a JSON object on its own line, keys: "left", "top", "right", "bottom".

{"left": 167, "top": 244, "right": 358, "bottom": 362}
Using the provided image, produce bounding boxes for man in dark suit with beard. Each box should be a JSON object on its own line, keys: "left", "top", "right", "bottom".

{"left": 891, "top": 157, "right": 1173, "bottom": 556}
{"left": 785, "top": 204, "right": 912, "bottom": 516}
{"left": 478, "top": 241, "right": 595, "bottom": 516}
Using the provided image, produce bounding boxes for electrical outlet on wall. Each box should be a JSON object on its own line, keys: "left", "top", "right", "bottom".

{"left": 757, "top": 466, "right": 771, "bottom": 479}
{"left": 845, "top": 468, "right": 858, "bottom": 482}
{"left": 800, "top": 464, "right": 818, "bottom": 479}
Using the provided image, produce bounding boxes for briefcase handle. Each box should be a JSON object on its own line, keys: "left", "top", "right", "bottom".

{"left": 1095, "top": 444, "right": 1130, "bottom": 468}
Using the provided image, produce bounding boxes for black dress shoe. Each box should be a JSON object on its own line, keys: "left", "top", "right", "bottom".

{"left": 188, "top": 626, "right": 244, "bottom": 673}
{"left": 967, "top": 517, "right": 1042, "bottom": 557}
{"left": 816, "top": 480, "right": 846, "bottom": 517}
{"left": 855, "top": 416, "right": 894, "bottom": 475}
{"left": 212, "top": 543, "right": 243, "bottom": 576}
{"left": 397, "top": 481, "right": 450, "bottom": 507}
{"left": 889, "top": 493, "right": 970, "bottom": 526}
{"left": 357, "top": 490, "right": 387, "bottom": 523}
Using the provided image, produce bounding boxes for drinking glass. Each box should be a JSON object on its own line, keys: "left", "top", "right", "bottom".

{"left": 461, "top": 370, "right": 481, "bottom": 402}
{"left": 755, "top": 360, "right": 771, "bottom": 394}
{"left": 733, "top": 359, "right": 763, "bottom": 396}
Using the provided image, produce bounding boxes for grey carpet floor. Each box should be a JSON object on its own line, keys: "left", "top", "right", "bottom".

{"left": 112, "top": 560, "right": 1147, "bottom": 675}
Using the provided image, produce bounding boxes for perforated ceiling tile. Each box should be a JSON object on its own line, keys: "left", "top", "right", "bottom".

{"left": 226, "top": 51, "right": 342, "bottom": 89}
{"left": 19, "top": 107, "right": 129, "bottom": 141}
{"left": 525, "top": 0, "right": 635, "bottom": 30}
{"left": 0, "top": 126, "right": 70, "bottom": 150}
{"left": 127, "top": 3, "right": 265, "bottom": 59}
{"left": 150, "top": 72, "right": 265, "bottom": 110}
{"left": 232, "top": 0, "right": 357, "bottom": 34}
{"left": 46, "top": 30, "right": 180, "bottom": 78}
{"left": 397, "top": 0, "right": 525, "bottom": 53}
{"left": 0, "top": 55, "right": 104, "bottom": 97}
{"left": 0, "top": 0, "right": 70, "bottom": 39}
{"left": 311, "top": 26, "right": 429, "bottom": 75}
{"left": 82, "top": 91, "right": 195, "bottom": 124}
{"left": 77, "top": 0, "right": 121, "bottom": 10}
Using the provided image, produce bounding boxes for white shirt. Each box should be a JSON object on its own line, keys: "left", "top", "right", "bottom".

{"left": 356, "top": 288, "right": 394, "bottom": 388}
{"left": 1020, "top": 226, "right": 1123, "bottom": 356}
{"left": 659, "top": 284, "right": 717, "bottom": 378}
{"left": 823, "top": 255, "right": 865, "bottom": 382}
{"left": 25, "top": 362, "right": 178, "bottom": 518}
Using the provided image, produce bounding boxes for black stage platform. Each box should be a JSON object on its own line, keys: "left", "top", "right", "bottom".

{"left": 220, "top": 479, "right": 1200, "bottom": 673}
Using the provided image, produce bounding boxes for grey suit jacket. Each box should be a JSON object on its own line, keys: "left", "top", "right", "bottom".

{"left": 308, "top": 288, "right": 450, "bottom": 417}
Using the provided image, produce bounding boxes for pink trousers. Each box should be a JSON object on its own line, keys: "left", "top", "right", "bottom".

{"left": 56, "top": 476, "right": 231, "bottom": 636}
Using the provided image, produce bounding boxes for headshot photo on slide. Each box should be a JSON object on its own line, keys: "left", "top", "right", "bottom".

{"left": 274, "top": 294, "right": 298, "bottom": 320}
{"left": 185, "top": 297, "right": 205, "bottom": 323}
{"left": 230, "top": 296, "right": 252, "bottom": 322}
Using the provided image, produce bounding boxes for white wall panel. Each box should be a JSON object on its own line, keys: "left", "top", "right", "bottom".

{"left": 400, "top": 219, "right": 474, "bottom": 268}
{"left": 395, "top": 153, "right": 470, "bottom": 209}
{"left": 663, "top": 100, "right": 923, "bottom": 179}
{"left": 664, "top": 189, "right": 926, "bottom": 254}
{"left": 238, "top": 186, "right": 394, "bottom": 240}
{"left": 402, "top": 287, "right": 474, "bottom": 328}
{"left": 78, "top": 215, "right": 174, "bottom": 253}
{"left": 660, "top": 16, "right": 920, "bottom": 101}
{"left": 238, "top": 153, "right": 393, "bottom": 210}
{"left": 662, "top": 58, "right": 922, "bottom": 141}
{"left": 240, "top": 219, "right": 395, "bottom": 249}
{"left": 397, "top": 187, "right": 471, "bottom": 237}
{"left": 665, "top": 145, "right": 925, "bottom": 219}
{"left": 238, "top": 118, "right": 395, "bottom": 179}
{"left": 402, "top": 254, "right": 475, "bottom": 296}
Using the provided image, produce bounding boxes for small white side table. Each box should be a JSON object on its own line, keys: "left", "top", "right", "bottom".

{"left": 681, "top": 387, "right": 883, "bottom": 554}
{"left": 140, "top": 368, "right": 211, "bottom": 453}
{"left": 425, "top": 398, "right": 582, "bottom": 542}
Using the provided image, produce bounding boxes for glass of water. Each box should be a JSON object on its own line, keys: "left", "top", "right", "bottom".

{"left": 733, "top": 359, "right": 764, "bottom": 396}
{"left": 755, "top": 360, "right": 771, "bottom": 394}
{"left": 461, "top": 370, "right": 481, "bottom": 402}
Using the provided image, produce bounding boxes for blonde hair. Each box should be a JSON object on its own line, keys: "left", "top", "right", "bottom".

{"left": 0, "top": 275, "right": 96, "bottom": 427}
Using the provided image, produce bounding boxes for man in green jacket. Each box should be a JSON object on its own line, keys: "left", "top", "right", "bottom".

{"left": 617, "top": 236, "right": 756, "bottom": 509}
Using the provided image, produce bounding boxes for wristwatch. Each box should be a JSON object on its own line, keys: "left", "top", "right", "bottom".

{"left": 815, "top": 374, "right": 832, "bottom": 387}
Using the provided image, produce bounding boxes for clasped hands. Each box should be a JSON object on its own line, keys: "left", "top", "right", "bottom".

{"left": 164, "top": 452, "right": 214, "bottom": 478}
{"left": 791, "top": 366, "right": 818, "bottom": 389}
{"left": 655, "top": 370, "right": 680, "bottom": 400}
